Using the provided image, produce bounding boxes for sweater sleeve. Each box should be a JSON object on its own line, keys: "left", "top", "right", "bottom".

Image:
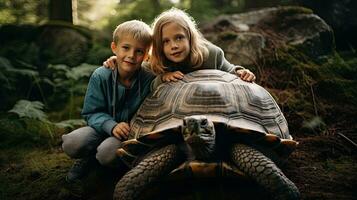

{"left": 81, "top": 71, "right": 117, "bottom": 136}
{"left": 150, "top": 75, "right": 163, "bottom": 91}
{"left": 215, "top": 45, "right": 245, "bottom": 74}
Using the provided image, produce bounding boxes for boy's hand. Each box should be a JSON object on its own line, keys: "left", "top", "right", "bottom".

{"left": 162, "top": 71, "right": 184, "bottom": 82}
{"left": 103, "top": 56, "right": 117, "bottom": 70}
{"left": 112, "top": 122, "right": 130, "bottom": 141}
{"left": 236, "top": 69, "right": 256, "bottom": 82}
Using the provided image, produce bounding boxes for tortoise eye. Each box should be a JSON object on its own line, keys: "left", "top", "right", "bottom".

{"left": 201, "top": 118, "right": 208, "bottom": 126}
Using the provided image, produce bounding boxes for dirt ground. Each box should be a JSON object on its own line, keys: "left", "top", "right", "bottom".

{"left": 285, "top": 123, "right": 357, "bottom": 200}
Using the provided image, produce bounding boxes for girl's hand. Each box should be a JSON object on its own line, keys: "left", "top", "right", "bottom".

{"left": 112, "top": 122, "right": 130, "bottom": 141}
{"left": 103, "top": 56, "right": 117, "bottom": 70}
{"left": 162, "top": 71, "right": 184, "bottom": 82}
{"left": 236, "top": 69, "right": 256, "bottom": 82}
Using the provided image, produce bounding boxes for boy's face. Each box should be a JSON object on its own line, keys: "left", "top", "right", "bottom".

{"left": 161, "top": 22, "right": 190, "bottom": 63}
{"left": 111, "top": 35, "right": 148, "bottom": 75}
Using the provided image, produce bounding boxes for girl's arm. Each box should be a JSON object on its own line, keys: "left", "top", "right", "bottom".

{"left": 151, "top": 75, "right": 163, "bottom": 91}
{"left": 218, "top": 49, "right": 256, "bottom": 82}
{"left": 162, "top": 71, "right": 184, "bottom": 82}
{"left": 209, "top": 43, "right": 256, "bottom": 82}
{"left": 103, "top": 56, "right": 117, "bottom": 70}
{"left": 236, "top": 68, "right": 256, "bottom": 82}
{"left": 150, "top": 71, "right": 184, "bottom": 91}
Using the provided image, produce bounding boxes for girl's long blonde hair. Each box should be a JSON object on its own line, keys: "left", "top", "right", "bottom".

{"left": 150, "top": 8, "right": 209, "bottom": 75}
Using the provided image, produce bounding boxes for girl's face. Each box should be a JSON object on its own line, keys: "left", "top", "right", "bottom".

{"left": 161, "top": 22, "right": 190, "bottom": 63}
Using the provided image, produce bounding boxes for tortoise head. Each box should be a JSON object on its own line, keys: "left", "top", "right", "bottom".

{"left": 182, "top": 115, "right": 216, "bottom": 161}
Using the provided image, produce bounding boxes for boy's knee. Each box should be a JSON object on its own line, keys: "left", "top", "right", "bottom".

{"left": 62, "top": 134, "right": 80, "bottom": 158}
{"left": 96, "top": 148, "right": 118, "bottom": 167}
{"left": 96, "top": 152, "right": 116, "bottom": 167}
{"left": 96, "top": 137, "right": 122, "bottom": 167}
{"left": 62, "top": 126, "right": 98, "bottom": 158}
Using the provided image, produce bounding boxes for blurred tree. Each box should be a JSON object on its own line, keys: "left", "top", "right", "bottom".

{"left": 0, "top": 0, "right": 48, "bottom": 24}
{"left": 213, "top": 0, "right": 245, "bottom": 8}
{"left": 244, "top": 0, "right": 295, "bottom": 9}
{"left": 104, "top": 0, "right": 173, "bottom": 32}
{"left": 182, "top": 0, "right": 216, "bottom": 21}
{"left": 49, "top": 0, "right": 73, "bottom": 23}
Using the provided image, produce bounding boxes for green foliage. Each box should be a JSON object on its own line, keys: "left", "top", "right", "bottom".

{"left": 181, "top": 0, "right": 218, "bottom": 22}
{"left": 0, "top": 41, "right": 40, "bottom": 65}
{"left": 66, "top": 63, "right": 98, "bottom": 81}
{"left": 7, "top": 67, "right": 39, "bottom": 77}
{"left": 8, "top": 100, "right": 47, "bottom": 121}
{"left": 1, "top": 58, "right": 85, "bottom": 113}
{"left": 0, "top": 117, "right": 56, "bottom": 148}
{"left": 55, "top": 119, "right": 86, "bottom": 130}
{"left": 313, "top": 52, "right": 357, "bottom": 105}
{"left": 104, "top": 0, "right": 245, "bottom": 32}
{"left": 47, "top": 63, "right": 96, "bottom": 85}
{"left": 44, "top": 63, "right": 96, "bottom": 119}
{"left": 47, "top": 63, "right": 96, "bottom": 99}
{"left": 261, "top": 42, "right": 357, "bottom": 132}
{"left": 0, "top": 57, "right": 48, "bottom": 110}
{"left": 105, "top": 0, "right": 171, "bottom": 30}
{"left": 0, "top": 0, "right": 48, "bottom": 24}
{"left": 0, "top": 57, "right": 13, "bottom": 90}
{"left": 86, "top": 43, "right": 113, "bottom": 65}
{"left": 0, "top": 56, "right": 12, "bottom": 69}
{"left": 1, "top": 99, "right": 85, "bottom": 149}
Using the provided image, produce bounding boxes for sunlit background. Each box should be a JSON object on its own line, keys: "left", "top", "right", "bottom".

{"left": 0, "top": 0, "right": 295, "bottom": 30}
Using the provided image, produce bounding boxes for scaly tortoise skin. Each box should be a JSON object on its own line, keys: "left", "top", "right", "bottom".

{"left": 114, "top": 69, "right": 300, "bottom": 200}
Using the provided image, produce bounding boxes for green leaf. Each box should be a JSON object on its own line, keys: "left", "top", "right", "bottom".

{"left": 48, "top": 64, "right": 71, "bottom": 73}
{"left": 66, "top": 63, "right": 97, "bottom": 81}
{"left": 14, "top": 59, "right": 38, "bottom": 69}
{"left": 0, "top": 57, "right": 15, "bottom": 90}
{"left": 7, "top": 68, "right": 39, "bottom": 77}
{"left": 55, "top": 119, "right": 86, "bottom": 130}
{"left": 8, "top": 100, "right": 48, "bottom": 121}
{"left": 0, "top": 56, "right": 13, "bottom": 70}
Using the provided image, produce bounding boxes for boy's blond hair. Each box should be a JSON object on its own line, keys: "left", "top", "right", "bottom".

{"left": 150, "top": 8, "right": 209, "bottom": 75}
{"left": 113, "top": 20, "right": 152, "bottom": 48}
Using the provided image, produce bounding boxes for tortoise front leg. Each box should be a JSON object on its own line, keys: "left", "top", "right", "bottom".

{"left": 113, "top": 144, "right": 184, "bottom": 200}
{"left": 231, "top": 143, "right": 300, "bottom": 200}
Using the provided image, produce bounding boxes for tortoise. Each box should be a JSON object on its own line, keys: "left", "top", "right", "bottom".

{"left": 114, "top": 69, "right": 300, "bottom": 200}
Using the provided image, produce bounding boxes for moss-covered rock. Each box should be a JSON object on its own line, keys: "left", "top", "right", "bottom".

{"left": 0, "top": 22, "right": 94, "bottom": 70}
{"left": 202, "top": 6, "right": 334, "bottom": 67}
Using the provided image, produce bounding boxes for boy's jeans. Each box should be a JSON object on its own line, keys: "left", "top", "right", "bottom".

{"left": 62, "top": 126, "right": 122, "bottom": 167}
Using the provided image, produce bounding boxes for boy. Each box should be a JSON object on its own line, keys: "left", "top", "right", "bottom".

{"left": 62, "top": 20, "right": 155, "bottom": 182}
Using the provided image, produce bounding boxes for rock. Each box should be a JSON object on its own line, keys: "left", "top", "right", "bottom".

{"left": 297, "top": 0, "right": 357, "bottom": 49}
{"left": 37, "top": 23, "right": 91, "bottom": 68}
{"left": 205, "top": 31, "right": 265, "bottom": 66}
{"left": 202, "top": 6, "right": 334, "bottom": 66}
{"left": 0, "top": 23, "right": 92, "bottom": 70}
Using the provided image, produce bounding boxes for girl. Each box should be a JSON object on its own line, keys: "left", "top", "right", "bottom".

{"left": 104, "top": 8, "right": 255, "bottom": 87}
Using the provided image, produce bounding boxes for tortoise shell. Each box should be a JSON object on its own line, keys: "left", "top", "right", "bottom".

{"left": 118, "top": 69, "right": 297, "bottom": 167}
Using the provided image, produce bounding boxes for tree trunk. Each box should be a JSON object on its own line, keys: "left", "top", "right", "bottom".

{"left": 245, "top": 0, "right": 282, "bottom": 9}
{"left": 49, "top": 0, "right": 73, "bottom": 23}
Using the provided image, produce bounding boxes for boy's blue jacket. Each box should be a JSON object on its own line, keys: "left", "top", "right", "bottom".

{"left": 81, "top": 65, "right": 155, "bottom": 136}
